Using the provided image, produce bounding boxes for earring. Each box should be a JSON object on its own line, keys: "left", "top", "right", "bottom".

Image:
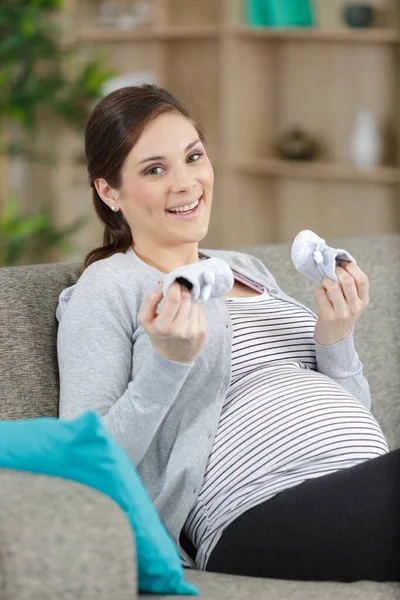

{"left": 111, "top": 205, "right": 118, "bottom": 212}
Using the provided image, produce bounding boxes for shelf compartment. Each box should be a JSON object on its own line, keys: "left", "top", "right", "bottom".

{"left": 235, "top": 158, "right": 400, "bottom": 183}
{"left": 232, "top": 27, "right": 400, "bottom": 44}
{"left": 164, "top": 38, "right": 221, "bottom": 160}
{"left": 167, "top": 0, "right": 222, "bottom": 27}
{"left": 77, "top": 25, "right": 221, "bottom": 43}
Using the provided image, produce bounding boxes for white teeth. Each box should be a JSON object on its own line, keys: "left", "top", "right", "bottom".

{"left": 168, "top": 198, "right": 200, "bottom": 213}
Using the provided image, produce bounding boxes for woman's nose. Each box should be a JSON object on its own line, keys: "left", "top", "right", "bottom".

{"left": 170, "top": 165, "right": 196, "bottom": 193}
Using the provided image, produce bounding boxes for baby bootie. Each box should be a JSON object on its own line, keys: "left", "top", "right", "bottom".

{"left": 291, "top": 229, "right": 357, "bottom": 283}
{"left": 162, "top": 257, "right": 234, "bottom": 301}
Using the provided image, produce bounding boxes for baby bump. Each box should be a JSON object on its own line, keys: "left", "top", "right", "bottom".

{"left": 216, "top": 364, "right": 389, "bottom": 478}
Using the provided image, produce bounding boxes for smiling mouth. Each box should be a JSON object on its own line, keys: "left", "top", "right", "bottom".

{"left": 165, "top": 195, "right": 203, "bottom": 215}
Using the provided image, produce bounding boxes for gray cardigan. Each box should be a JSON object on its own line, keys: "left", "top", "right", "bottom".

{"left": 56, "top": 246, "right": 371, "bottom": 568}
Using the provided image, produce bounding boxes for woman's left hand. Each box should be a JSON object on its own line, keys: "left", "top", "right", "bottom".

{"left": 313, "top": 261, "right": 369, "bottom": 346}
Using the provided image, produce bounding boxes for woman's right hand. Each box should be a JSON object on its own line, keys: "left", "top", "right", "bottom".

{"left": 139, "top": 281, "right": 208, "bottom": 365}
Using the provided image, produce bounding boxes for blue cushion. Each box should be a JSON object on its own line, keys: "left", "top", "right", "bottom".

{"left": 0, "top": 411, "right": 198, "bottom": 595}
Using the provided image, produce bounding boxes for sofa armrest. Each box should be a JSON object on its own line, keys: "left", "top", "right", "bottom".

{"left": 0, "top": 470, "right": 137, "bottom": 600}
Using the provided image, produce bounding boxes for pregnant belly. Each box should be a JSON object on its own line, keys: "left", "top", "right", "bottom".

{"left": 209, "top": 363, "right": 389, "bottom": 480}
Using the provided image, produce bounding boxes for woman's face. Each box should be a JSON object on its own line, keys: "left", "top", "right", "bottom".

{"left": 113, "top": 112, "right": 214, "bottom": 252}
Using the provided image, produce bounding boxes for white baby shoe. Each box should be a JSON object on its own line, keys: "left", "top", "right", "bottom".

{"left": 291, "top": 230, "right": 357, "bottom": 283}
{"left": 162, "top": 257, "right": 234, "bottom": 301}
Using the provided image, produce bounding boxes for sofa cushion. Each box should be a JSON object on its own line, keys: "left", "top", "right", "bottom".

{"left": 0, "top": 410, "right": 198, "bottom": 595}
{"left": 146, "top": 569, "right": 400, "bottom": 599}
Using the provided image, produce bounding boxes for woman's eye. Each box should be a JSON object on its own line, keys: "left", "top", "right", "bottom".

{"left": 145, "top": 166, "right": 163, "bottom": 176}
{"left": 144, "top": 152, "right": 203, "bottom": 175}
{"left": 187, "top": 152, "right": 203, "bottom": 163}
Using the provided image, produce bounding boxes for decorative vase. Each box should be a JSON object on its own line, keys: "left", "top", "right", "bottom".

{"left": 343, "top": 4, "right": 374, "bottom": 28}
{"left": 349, "top": 110, "right": 381, "bottom": 168}
{"left": 278, "top": 127, "right": 316, "bottom": 161}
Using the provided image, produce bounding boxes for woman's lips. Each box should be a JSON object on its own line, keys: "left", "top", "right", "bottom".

{"left": 165, "top": 195, "right": 203, "bottom": 220}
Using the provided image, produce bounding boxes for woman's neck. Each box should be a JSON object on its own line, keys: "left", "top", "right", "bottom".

{"left": 132, "top": 245, "right": 201, "bottom": 274}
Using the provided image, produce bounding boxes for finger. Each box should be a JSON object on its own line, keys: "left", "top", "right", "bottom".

{"left": 138, "top": 283, "right": 164, "bottom": 328}
{"left": 321, "top": 277, "right": 348, "bottom": 312}
{"left": 338, "top": 261, "right": 369, "bottom": 304}
{"left": 157, "top": 282, "right": 184, "bottom": 326}
{"left": 172, "top": 286, "right": 192, "bottom": 325}
{"left": 335, "top": 265, "right": 360, "bottom": 305}
{"left": 187, "top": 301, "right": 199, "bottom": 336}
{"left": 314, "top": 286, "right": 335, "bottom": 313}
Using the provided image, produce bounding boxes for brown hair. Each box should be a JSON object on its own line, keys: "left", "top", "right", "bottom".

{"left": 82, "top": 84, "right": 205, "bottom": 270}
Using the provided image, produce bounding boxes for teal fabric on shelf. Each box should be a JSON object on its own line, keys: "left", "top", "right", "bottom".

{"left": 246, "top": 0, "right": 315, "bottom": 28}
{"left": 264, "top": 0, "right": 315, "bottom": 27}
{"left": 245, "top": 0, "right": 266, "bottom": 27}
{"left": 0, "top": 411, "right": 198, "bottom": 596}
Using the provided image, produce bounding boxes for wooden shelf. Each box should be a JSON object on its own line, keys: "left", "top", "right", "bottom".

{"left": 232, "top": 27, "right": 400, "bottom": 44}
{"left": 235, "top": 158, "right": 400, "bottom": 184}
{"left": 77, "top": 25, "right": 400, "bottom": 44}
{"left": 77, "top": 25, "right": 221, "bottom": 43}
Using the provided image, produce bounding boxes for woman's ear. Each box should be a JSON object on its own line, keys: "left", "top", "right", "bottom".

{"left": 94, "top": 178, "right": 119, "bottom": 207}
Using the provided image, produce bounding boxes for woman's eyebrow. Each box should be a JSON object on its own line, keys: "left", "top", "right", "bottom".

{"left": 137, "top": 139, "right": 201, "bottom": 165}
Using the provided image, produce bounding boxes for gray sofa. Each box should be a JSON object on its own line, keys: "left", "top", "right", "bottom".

{"left": 1, "top": 232, "right": 399, "bottom": 600}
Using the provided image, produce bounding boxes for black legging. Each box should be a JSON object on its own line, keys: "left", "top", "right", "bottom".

{"left": 206, "top": 448, "right": 400, "bottom": 582}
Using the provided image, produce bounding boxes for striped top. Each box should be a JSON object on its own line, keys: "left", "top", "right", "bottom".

{"left": 183, "top": 274, "right": 389, "bottom": 571}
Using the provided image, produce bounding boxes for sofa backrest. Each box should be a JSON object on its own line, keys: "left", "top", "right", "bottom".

{"left": 0, "top": 261, "right": 83, "bottom": 420}
{"left": 1, "top": 233, "right": 399, "bottom": 449}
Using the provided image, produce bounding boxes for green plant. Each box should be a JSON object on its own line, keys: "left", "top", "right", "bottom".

{"left": 0, "top": 0, "right": 116, "bottom": 266}
{"left": 0, "top": 193, "right": 89, "bottom": 267}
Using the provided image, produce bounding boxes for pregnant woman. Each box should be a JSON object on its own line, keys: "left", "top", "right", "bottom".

{"left": 56, "top": 84, "right": 399, "bottom": 583}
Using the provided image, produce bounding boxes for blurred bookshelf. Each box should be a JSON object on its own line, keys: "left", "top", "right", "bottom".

{"left": 35, "top": 0, "right": 400, "bottom": 254}
{"left": 77, "top": 25, "right": 221, "bottom": 41}
{"left": 236, "top": 159, "right": 400, "bottom": 184}
{"left": 233, "top": 26, "right": 400, "bottom": 43}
